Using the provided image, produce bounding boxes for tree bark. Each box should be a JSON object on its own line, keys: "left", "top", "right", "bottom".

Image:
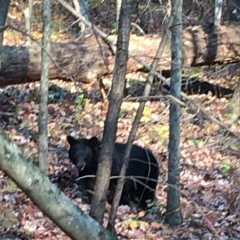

{"left": 223, "top": 79, "right": 240, "bottom": 123}
{"left": 0, "top": 25, "right": 240, "bottom": 86}
{"left": 0, "top": 128, "right": 118, "bottom": 240}
{"left": 0, "top": 0, "right": 10, "bottom": 71}
{"left": 166, "top": 0, "right": 183, "bottom": 226}
{"left": 23, "top": 0, "right": 33, "bottom": 45}
{"left": 38, "top": 0, "right": 51, "bottom": 174}
{"left": 214, "top": 0, "right": 223, "bottom": 26}
{"left": 90, "top": 0, "right": 132, "bottom": 224}
{"left": 107, "top": 0, "right": 179, "bottom": 231}
{"left": 0, "top": 35, "right": 112, "bottom": 86}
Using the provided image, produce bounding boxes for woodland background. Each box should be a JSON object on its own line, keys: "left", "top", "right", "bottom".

{"left": 0, "top": 0, "right": 240, "bottom": 239}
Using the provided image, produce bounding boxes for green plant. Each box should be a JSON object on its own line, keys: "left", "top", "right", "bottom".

{"left": 222, "top": 161, "right": 232, "bottom": 173}
{"left": 76, "top": 93, "right": 86, "bottom": 112}
{"left": 146, "top": 200, "right": 159, "bottom": 215}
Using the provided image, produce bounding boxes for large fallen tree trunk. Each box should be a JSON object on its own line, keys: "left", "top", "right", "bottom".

{"left": 0, "top": 24, "right": 240, "bottom": 86}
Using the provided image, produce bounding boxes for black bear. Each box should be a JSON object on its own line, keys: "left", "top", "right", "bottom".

{"left": 67, "top": 135, "right": 159, "bottom": 209}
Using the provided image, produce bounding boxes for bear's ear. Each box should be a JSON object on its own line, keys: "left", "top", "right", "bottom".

{"left": 67, "top": 135, "right": 77, "bottom": 145}
{"left": 88, "top": 137, "right": 99, "bottom": 148}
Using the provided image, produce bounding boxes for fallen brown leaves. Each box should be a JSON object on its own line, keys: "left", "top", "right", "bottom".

{"left": 0, "top": 74, "right": 240, "bottom": 239}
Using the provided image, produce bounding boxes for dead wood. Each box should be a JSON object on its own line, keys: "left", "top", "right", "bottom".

{"left": 0, "top": 24, "right": 240, "bottom": 86}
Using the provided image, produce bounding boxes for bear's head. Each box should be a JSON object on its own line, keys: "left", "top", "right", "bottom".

{"left": 67, "top": 135, "right": 100, "bottom": 172}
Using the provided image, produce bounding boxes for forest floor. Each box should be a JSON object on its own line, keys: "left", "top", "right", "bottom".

{"left": 1, "top": 1, "right": 240, "bottom": 239}
{"left": 0, "top": 69, "right": 240, "bottom": 239}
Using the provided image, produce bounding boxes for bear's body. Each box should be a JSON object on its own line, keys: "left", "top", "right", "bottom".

{"left": 67, "top": 135, "right": 159, "bottom": 209}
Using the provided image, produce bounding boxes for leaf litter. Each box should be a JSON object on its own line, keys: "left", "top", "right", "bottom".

{"left": 0, "top": 76, "right": 239, "bottom": 239}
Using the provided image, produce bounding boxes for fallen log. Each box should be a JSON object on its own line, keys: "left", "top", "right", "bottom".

{"left": 0, "top": 24, "right": 240, "bottom": 86}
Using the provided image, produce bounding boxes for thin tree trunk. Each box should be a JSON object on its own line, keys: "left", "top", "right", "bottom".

{"left": 223, "top": 79, "right": 240, "bottom": 123}
{"left": 166, "top": 0, "right": 183, "bottom": 226}
{"left": 116, "top": 0, "right": 122, "bottom": 30}
{"left": 0, "top": 128, "right": 118, "bottom": 240}
{"left": 89, "top": 0, "right": 132, "bottom": 224}
{"left": 0, "top": 0, "right": 10, "bottom": 71}
{"left": 38, "top": 0, "right": 51, "bottom": 174}
{"left": 214, "top": 0, "right": 223, "bottom": 26}
{"left": 107, "top": 0, "right": 180, "bottom": 231}
{"left": 23, "top": 0, "right": 33, "bottom": 45}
